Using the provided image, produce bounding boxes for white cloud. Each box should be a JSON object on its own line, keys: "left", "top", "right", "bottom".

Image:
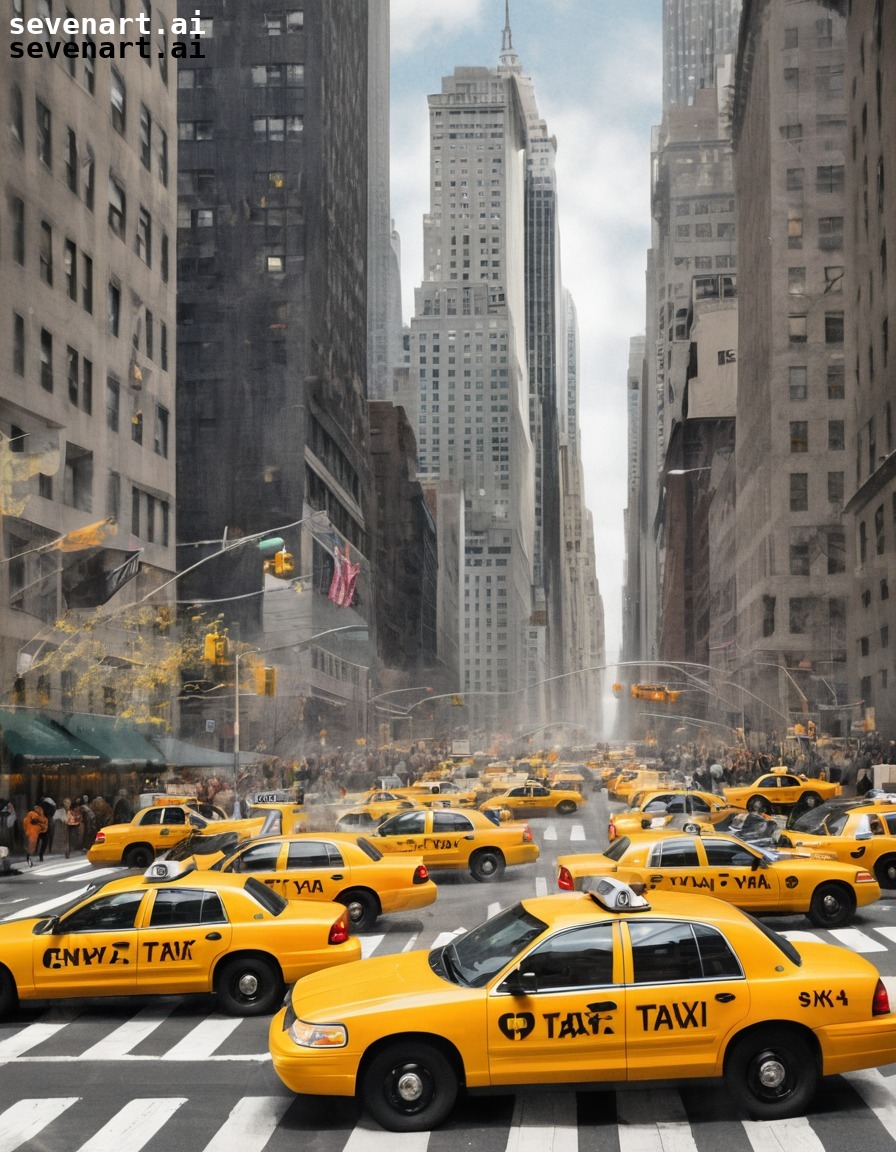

{"left": 390, "top": 0, "right": 486, "bottom": 56}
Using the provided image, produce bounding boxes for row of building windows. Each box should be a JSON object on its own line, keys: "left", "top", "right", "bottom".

{"left": 788, "top": 214, "right": 843, "bottom": 249}
{"left": 789, "top": 471, "right": 844, "bottom": 509}
{"left": 788, "top": 363, "right": 845, "bottom": 401}
{"left": 789, "top": 420, "right": 845, "bottom": 452}
{"left": 857, "top": 495, "right": 896, "bottom": 563}
{"left": 788, "top": 312, "right": 844, "bottom": 343}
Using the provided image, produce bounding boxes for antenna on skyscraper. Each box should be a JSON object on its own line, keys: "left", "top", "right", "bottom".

{"left": 502, "top": 0, "right": 513, "bottom": 52}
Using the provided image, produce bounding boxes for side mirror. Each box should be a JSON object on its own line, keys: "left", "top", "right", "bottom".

{"left": 501, "top": 967, "right": 538, "bottom": 996}
{"left": 855, "top": 830, "right": 873, "bottom": 841}
{"left": 36, "top": 915, "right": 60, "bottom": 936}
{"left": 751, "top": 855, "right": 767, "bottom": 870}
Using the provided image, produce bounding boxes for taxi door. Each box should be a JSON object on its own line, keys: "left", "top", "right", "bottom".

{"left": 277, "top": 840, "right": 348, "bottom": 902}
{"left": 621, "top": 918, "right": 751, "bottom": 1080}
{"left": 375, "top": 810, "right": 428, "bottom": 854}
{"left": 642, "top": 837, "right": 705, "bottom": 896}
{"left": 527, "top": 785, "right": 555, "bottom": 812}
{"left": 33, "top": 889, "right": 146, "bottom": 996}
{"left": 487, "top": 922, "right": 626, "bottom": 1086}
{"left": 137, "top": 887, "right": 232, "bottom": 993}
{"left": 429, "top": 810, "right": 477, "bottom": 867}
{"left": 775, "top": 775, "right": 804, "bottom": 806}
{"left": 698, "top": 838, "right": 781, "bottom": 910}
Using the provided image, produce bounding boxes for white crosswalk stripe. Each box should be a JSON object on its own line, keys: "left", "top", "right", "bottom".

{"left": 569, "top": 824, "right": 587, "bottom": 841}
{"left": 828, "top": 927, "right": 888, "bottom": 953}
{"left": 344, "top": 1123, "right": 429, "bottom": 1151}
{"left": 79, "top": 1004, "right": 176, "bottom": 1060}
{"left": 843, "top": 1066, "right": 896, "bottom": 1133}
{"left": 361, "top": 933, "right": 386, "bottom": 958}
{"left": 505, "top": 1091, "right": 578, "bottom": 1152}
{"left": 0, "top": 1019, "right": 71, "bottom": 1061}
{"left": 873, "top": 925, "right": 896, "bottom": 945}
{"left": 0, "top": 1098, "right": 79, "bottom": 1152}
{"left": 543, "top": 823, "right": 558, "bottom": 842}
{"left": 202, "top": 1096, "right": 294, "bottom": 1152}
{"left": 616, "top": 1088, "right": 699, "bottom": 1152}
{"left": 77, "top": 1097, "right": 187, "bottom": 1152}
{"left": 535, "top": 876, "right": 548, "bottom": 896}
{"left": 161, "top": 1014, "right": 243, "bottom": 1060}
{"left": 742, "top": 1116, "right": 826, "bottom": 1152}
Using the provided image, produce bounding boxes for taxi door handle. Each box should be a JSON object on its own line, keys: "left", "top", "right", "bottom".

{"left": 205, "top": 932, "right": 222, "bottom": 941}
{"left": 464, "top": 834, "right": 475, "bottom": 840}
{"left": 112, "top": 941, "right": 129, "bottom": 948}
{"left": 160, "top": 829, "right": 170, "bottom": 836}
{"left": 330, "top": 873, "right": 344, "bottom": 880}
{"left": 715, "top": 992, "right": 736, "bottom": 1003}
{"left": 649, "top": 874, "right": 664, "bottom": 883}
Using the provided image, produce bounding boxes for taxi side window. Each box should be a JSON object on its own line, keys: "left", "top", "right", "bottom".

{"left": 381, "top": 811, "right": 426, "bottom": 835}
{"left": 885, "top": 814, "right": 896, "bottom": 835}
{"left": 231, "top": 842, "right": 281, "bottom": 873}
{"left": 757, "top": 776, "right": 778, "bottom": 789}
{"left": 868, "top": 816, "right": 886, "bottom": 835}
{"left": 432, "top": 811, "right": 473, "bottom": 833}
{"left": 650, "top": 839, "right": 700, "bottom": 867}
{"left": 828, "top": 813, "right": 849, "bottom": 835}
{"left": 689, "top": 796, "right": 712, "bottom": 814}
{"left": 692, "top": 923, "right": 743, "bottom": 978}
{"left": 643, "top": 799, "right": 669, "bottom": 813}
{"left": 61, "top": 891, "right": 145, "bottom": 933}
{"left": 149, "top": 888, "right": 227, "bottom": 927}
{"left": 521, "top": 924, "right": 615, "bottom": 990}
{"left": 534, "top": 786, "right": 550, "bottom": 796}
{"left": 629, "top": 921, "right": 702, "bottom": 983}
{"left": 508, "top": 787, "right": 527, "bottom": 797}
{"left": 703, "top": 839, "right": 756, "bottom": 868}
{"left": 781, "top": 776, "right": 800, "bottom": 788}
{"left": 164, "top": 808, "right": 187, "bottom": 825}
{"left": 286, "top": 841, "right": 343, "bottom": 868}
{"left": 139, "top": 808, "right": 164, "bottom": 826}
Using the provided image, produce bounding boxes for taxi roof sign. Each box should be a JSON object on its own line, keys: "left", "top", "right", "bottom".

{"left": 582, "top": 875, "right": 651, "bottom": 913}
{"left": 143, "top": 859, "right": 197, "bottom": 882}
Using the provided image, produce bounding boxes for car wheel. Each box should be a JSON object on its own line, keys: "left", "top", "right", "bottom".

{"left": 801, "top": 792, "right": 821, "bottom": 809}
{"left": 747, "top": 796, "right": 770, "bottom": 815}
{"left": 215, "top": 955, "right": 283, "bottom": 1016}
{"left": 724, "top": 1028, "right": 818, "bottom": 1119}
{"left": 469, "top": 848, "right": 505, "bottom": 882}
{"left": 0, "top": 967, "right": 18, "bottom": 1018}
{"left": 874, "top": 856, "right": 896, "bottom": 889}
{"left": 556, "top": 799, "right": 577, "bottom": 815}
{"left": 339, "top": 888, "right": 379, "bottom": 932}
{"left": 807, "top": 882, "right": 856, "bottom": 928}
{"left": 123, "top": 844, "right": 154, "bottom": 869}
{"left": 362, "top": 1041, "right": 458, "bottom": 1132}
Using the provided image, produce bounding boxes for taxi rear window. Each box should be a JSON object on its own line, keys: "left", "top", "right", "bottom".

{"left": 740, "top": 910, "right": 802, "bottom": 966}
{"left": 244, "top": 876, "right": 288, "bottom": 915}
{"left": 356, "top": 837, "right": 383, "bottom": 861}
{"left": 603, "top": 837, "right": 631, "bottom": 861}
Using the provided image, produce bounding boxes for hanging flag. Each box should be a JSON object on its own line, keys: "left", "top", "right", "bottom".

{"left": 64, "top": 550, "right": 142, "bottom": 608}
{"left": 0, "top": 434, "right": 62, "bottom": 517}
{"left": 341, "top": 559, "right": 360, "bottom": 608}
{"left": 328, "top": 545, "right": 346, "bottom": 605}
{"left": 45, "top": 517, "right": 118, "bottom": 552}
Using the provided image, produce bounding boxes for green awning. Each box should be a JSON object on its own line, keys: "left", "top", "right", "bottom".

{"left": 0, "top": 710, "right": 103, "bottom": 765}
{"left": 59, "top": 713, "right": 166, "bottom": 767}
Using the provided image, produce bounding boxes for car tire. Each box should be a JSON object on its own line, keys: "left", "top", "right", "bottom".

{"left": 874, "top": 856, "right": 896, "bottom": 889}
{"left": 362, "top": 1041, "right": 458, "bottom": 1132}
{"left": 0, "top": 966, "right": 18, "bottom": 1018}
{"left": 724, "top": 1028, "right": 818, "bottom": 1119}
{"left": 469, "top": 848, "right": 505, "bottom": 882}
{"left": 215, "top": 955, "right": 283, "bottom": 1016}
{"left": 556, "top": 799, "right": 577, "bottom": 815}
{"left": 123, "top": 844, "right": 155, "bottom": 869}
{"left": 746, "top": 796, "right": 771, "bottom": 815}
{"left": 339, "top": 888, "right": 379, "bottom": 932}
{"left": 801, "top": 792, "right": 821, "bottom": 809}
{"left": 807, "top": 882, "right": 856, "bottom": 928}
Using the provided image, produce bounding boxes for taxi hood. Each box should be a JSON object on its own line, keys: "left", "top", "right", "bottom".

{"left": 289, "top": 948, "right": 446, "bottom": 1019}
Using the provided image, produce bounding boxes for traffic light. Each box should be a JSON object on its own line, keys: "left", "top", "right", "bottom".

{"left": 254, "top": 665, "right": 277, "bottom": 696}
{"left": 450, "top": 694, "right": 464, "bottom": 706}
{"left": 214, "top": 634, "right": 229, "bottom": 665}
{"left": 203, "top": 629, "right": 219, "bottom": 663}
{"left": 630, "top": 683, "right": 681, "bottom": 703}
{"left": 264, "top": 548, "right": 295, "bottom": 577}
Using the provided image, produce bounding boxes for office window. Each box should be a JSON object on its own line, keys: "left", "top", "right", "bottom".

{"left": 154, "top": 406, "right": 169, "bottom": 457}
{"left": 789, "top": 598, "right": 810, "bottom": 634}
{"left": 107, "top": 471, "right": 120, "bottom": 519}
{"left": 860, "top": 521, "right": 868, "bottom": 563}
{"left": 82, "top": 253, "right": 93, "bottom": 313}
{"left": 40, "top": 329, "right": 52, "bottom": 391}
{"left": 160, "top": 321, "right": 168, "bottom": 370}
{"left": 145, "top": 310, "right": 153, "bottom": 361}
{"left": 83, "top": 43, "right": 95, "bottom": 93}
{"left": 818, "top": 216, "right": 843, "bottom": 250}
{"left": 64, "top": 239, "right": 76, "bottom": 300}
{"left": 829, "top": 420, "right": 845, "bottom": 450}
{"left": 786, "top": 167, "right": 804, "bottom": 191}
{"left": 876, "top": 505, "right": 886, "bottom": 554}
{"left": 82, "top": 145, "right": 94, "bottom": 210}
{"left": 789, "top": 473, "right": 808, "bottom": 511}
{"left": 825, "top": 313, "right": 844, "bottom": 344}
{"left": 161, "top": 233, "right": 169, "bottom": 282}
{"left": 139, "top": 105, "right": 151, "bottom": 169}
{"left": 39, "top": 221, "right": 53, "bottom": 285}
{"left": 36, "top": 98, "right": 51, "bottom": 166}
{"left": 13, "top": 313, "right": 25, "bottom": 376}
{"left": 788, "top": 267, "right": 805, "bottom": 296}
{"left": 10, "top": 84, "right": 23, "bottom": 144}
{"left": 789, "top": 366, "right": 807, "bottom": 399}
{"left": 136, "top": 206, "right": 151, "bottom": 265}
{"left": 762, "top": 595, "right": 776, "bottom": 638}
{"left": 828, "top": 472, "right": 844, "bottom": 504}
{"left": 106, "top": 376, "right": 119, "bottom": 431}
{"left": 110, "top": 69, "right": 125, "bottom": 134}
{"left": 107, "top": 281, "right": 120, "bottom": 337}
{"left": 158, "top": 129, "right": 168, "bottom": 186}
{"left": 827, "top": 529, "right": 845, "bottom": 574}
{"left": 790, "top": 540, "right": 810, "bottom": 576}
{"left": 824, "top": 265, "right": 843, "bottom": 293}
{"left": 131, "top": 409, "right": 143, "bottom": 445}
{"left": 67, "top": 346, "right": 79, "bottom": 404}
{"left": 65, "top": 127, "right": 77, "bottom": 191}
{"left": 790, "top": 421, "right": 808, "bottom": 452}
{"left": 789, "top": 315, "right": 807, "bottom": 344}
{"left": 178, "top": 120, "right": 213, "bottom": 141}
{"left": 828, "top": 363, "right": 844, "bottom": 399}
{"left": 108, "top": 176, "right": 126, "bottom": 237}
{"left": 788, "top": 214, "right": 803, "bottom": 249}
{"left": 11, "top": 196, "right": 24, "bottom": 264}
{"left": 817, "top": 165, "right": 844, "bottom": 193}
{"left": 63, "top": 444, "right": 93, "bottom": 512}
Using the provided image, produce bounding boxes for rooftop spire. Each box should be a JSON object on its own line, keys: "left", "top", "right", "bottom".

{"left": 499, "top": 0, "right": 521, "bottom": 70}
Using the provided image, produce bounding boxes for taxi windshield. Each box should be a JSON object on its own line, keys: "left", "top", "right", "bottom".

{"left": 789, "top": 802, "right": 848, "bottom": 835}
{"left": 432, "top": 903, "right": 546, "bottom": 988}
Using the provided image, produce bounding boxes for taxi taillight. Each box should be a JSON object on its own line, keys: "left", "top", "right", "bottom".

{"left": 413, "top": 864, "right": 429, "bottom": 884}
{"left": 873, "top": 978, "right": 891, "bottom": 1015}
{"left": 328, "top": 915, "right": 350, "bottom": 945}
{"left": 522, "top": 826, "right": 533, "bottom": 843}
{"left": 608, "top": 821, "right": 617, "bottom": 840}
{"left": 94, "top": 831, "right": 105, "bottom": 844}
{"left": 558, "top": 866, "right": 574, "bottom": 891}
{"left": 855, "top": 870, "right": 875, "bottom": 884}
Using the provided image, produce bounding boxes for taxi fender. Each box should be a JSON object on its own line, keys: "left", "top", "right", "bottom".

{"left": 356, "top": 1029, "right": 470, "bottom": 1092}
{"left": 210, "top": 946, "right": 283, "bottom": 990}
{"left": 715, "top": 1019, "right": 820, "bottom": 1079}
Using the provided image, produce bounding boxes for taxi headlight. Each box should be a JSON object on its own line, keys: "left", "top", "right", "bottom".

{"left": 288, "top": 1019, "right": 348, "bottom": 1049}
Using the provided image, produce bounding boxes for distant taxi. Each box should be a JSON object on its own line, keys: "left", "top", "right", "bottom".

{"left": 373, "top": 807, "right": 538, "bottom": 881}
{"left": 342, "top": 791, "right": 421, "bottom": 823}
{"left": 480, "top": 782, "right": 583, "bottom": 818}
{"left": 0, "top": 860, "right": 360, "bottom": 1017}
{"left": 556, "top": 830, "right": 879, "bottom": 928}
{"left": 396, "top": 781, "right": 480, "bottom": 808}
{"left": 776, "top": 796, "right": 896, "bottom": 889}
{"left": 723, "top": 769, "right": 840, "bottom": 814}
{"left": 199, "top": 833, "right": 436, "bottom": 931}
{"left": 608, "top": 790, "right": 738, "bottom": 840}
{"left": 88, "top": 805, "right": 271, "bottom": 869}
{"left": 269, "top": 877, "right": 896, "bottom": 1131}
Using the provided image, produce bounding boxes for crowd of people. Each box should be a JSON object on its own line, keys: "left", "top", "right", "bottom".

{"left": 0, "top": 791, "right": 133, "bottom": 866}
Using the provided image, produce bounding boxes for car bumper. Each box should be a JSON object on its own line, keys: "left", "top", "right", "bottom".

{"left": 269, "top": 1009, "right": 359, "bottom": 1096}
{"left": 505, "top": 844, "right": 540, "bottom": 867}
{"left": 816, "top": 1013, "right": 896, "bottom": 1075}
{"left": 280, "top": 940, "right": 363, "bottom": 982}
{"left": 86, "top": 845, "right": 124, "bottom": 865}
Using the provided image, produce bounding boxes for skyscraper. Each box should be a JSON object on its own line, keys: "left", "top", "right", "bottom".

{"left": 664, "top": 0, "right": 743, "bottom": 107}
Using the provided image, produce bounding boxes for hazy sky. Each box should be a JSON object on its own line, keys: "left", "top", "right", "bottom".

{"left": 390, "top": 0, "right": 663, "bottom": 662}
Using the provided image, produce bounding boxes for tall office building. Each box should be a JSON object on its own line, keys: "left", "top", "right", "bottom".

{"left": 664, "top": 0, "right": 743, "bottom": 107}
{"left": 1, "top": 22, "right": 177, "bottom": 705}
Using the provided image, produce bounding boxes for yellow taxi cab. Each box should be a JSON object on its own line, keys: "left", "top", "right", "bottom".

{"left": 0, "top": 859, "right": 360, "bottom": 1017}
{"left": 776, "top": 794, "right": 896, "bottom": 888}
{"left": 723, "top": 768, "right": 841, "bottom": 814}
{"left": 268, "top": 876, "right": 896, "bottom": 1131}
{"left": 479, "top": 782, "right": 584, "bottom": 818}
{"left": 549, "top": 769, "right": 586, "bottom": 793}
{"left": 556, "top": 829, "right": 878, "bottom": 928}
{"left": 372, "top": 807, "right": 538, "bottom": 881}
{"left": 394, "top": 781, "right": 479, "bottom": 808}
{"left": 87, "top": 805, "right": 270, "bottom": 869}
{"left": 342, "top": 791, "right": 422, "bottom": 823}
{"left": 610, "top": 769, "right": 668, "bottom": 804}
{"left": 243, "top": 791, "right": 308, "bottom": 835}
{"left": 196, "top": 832, "right": 436, "bottom": 931}
{"left": 142, "top": 794, "right": 229, "bottom": 820}
{"left": 608, "top": 790, "right": 740, "bottom": 840}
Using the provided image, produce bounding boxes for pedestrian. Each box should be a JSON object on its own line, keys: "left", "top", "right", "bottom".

{"left": 62, "top": 798, "right": 82, "bottom": 858}
{"left": 112, "top": 789, "right": 133, "bottom": 824}
{"left": 91, "top": 795, "right": 113, "bottom": 830}
{"left": 52, "top": 800, "right": 68, "bottom": 851}
{"left": 40, "top": 794, "right": 57, "bottom": 855}
{"left": 78, "top": 795, "right": 97, "bottom": 851}
{"left": 23, "top": 803, "right": 48, "bottom": 866}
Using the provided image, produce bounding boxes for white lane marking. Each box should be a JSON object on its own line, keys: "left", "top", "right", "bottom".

{"left": 828, "top": 927, "right": 888, "bottom": 953}
{"left": 401, "top": 932, "right": 420, "bottom": 952}
{"left": 542, "top": 824, "right": 558, "bottom": 842}
{"left": 569, "top": 824, "right": 586, "bottom": 842}
{"left": 845, "top": 1067, "right": 896, "bottom": 1132}
{"left": 202, "top": 1096, "right": 293, "bottom": 1152}
{"left": 360, "top": 934, "right": 385, "bottom": 958}
{"left": 61, "top": 867, "right": 123, "bottom": 883}
{"left": 0, "top": 1098, "right": 80, "bottom": 1152}
{"left": 345, "top": 1124, "right": 428, "bottom": 1151}
{"left": 0, "top": 1021, "right": 70, "bottom": 1061}
{"left": 742, "top": 1115, "right": 825, "bottom": 1152}
{"left": 488, "top": 902, "right": 502, "bottom": 918}
{"left": 873, "top": 925, "right": 896, "bottom": 945}
{"left": 616, "top": 1088, "right": 698, "bottom": 1152}
{"left": 779, "top": 930, "right": 821, "bottom": 945}
{"left": 0, "top": 886, "right": 91, "bottom": 921}
{"left": 31, "top": 860, "right": 95, "bottom": 876}
{"left": 161, "top": 1015, "right": 242, "bottom": 1061}
{"left": 80, "top": 1004, "right": 176, "bottom": 1060}
{"left": 535, "top": 876, "right": 548, "bottom": 896}
{"left": 431, "top": 928, "right": 465, "bottom": 948}
{"left": 77, "top": 1098, "right": 187, "bottom": 1152}
{"left": 504, "top": 1090, "right": 578, "bottom": 1152}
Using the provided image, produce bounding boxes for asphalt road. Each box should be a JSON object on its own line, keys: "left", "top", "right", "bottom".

{"left": 1, "top": 791, "right": 896, "bottom": 1151}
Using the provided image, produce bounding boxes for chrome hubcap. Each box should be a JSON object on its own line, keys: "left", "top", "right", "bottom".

{"left": 758, "top": 1058, "right": 786, "bottom": 1089}
{"left": 396, "top": 1071, "right": 424, "bottom": 1102}
{"left": 238, "top": 972, "right": 259, "bottom": 997}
